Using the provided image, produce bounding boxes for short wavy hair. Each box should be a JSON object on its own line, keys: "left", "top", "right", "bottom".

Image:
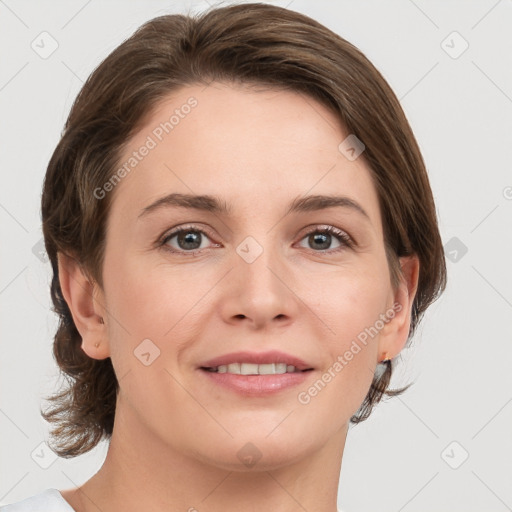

{"left": 40, "top": 2, "right": 447, "bottom": 457}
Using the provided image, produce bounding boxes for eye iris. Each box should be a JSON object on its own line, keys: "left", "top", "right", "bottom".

{"left": 178, "top": 231, "right": 201, "bottom": 250}
{"left": 309, "top": 232, "right": 330, "bottom": 250}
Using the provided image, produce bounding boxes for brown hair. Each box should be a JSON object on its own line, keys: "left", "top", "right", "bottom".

{"left": 41, "top": 2, "right": 447, "bottom": 457}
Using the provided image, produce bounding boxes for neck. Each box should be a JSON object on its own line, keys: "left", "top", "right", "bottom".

{"left": 64, "top": 401, "right": 347, "bottom": 512}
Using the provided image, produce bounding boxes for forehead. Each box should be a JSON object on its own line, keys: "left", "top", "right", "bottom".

{"left": 108, "top": 81, "right": 381, "bottom": 227}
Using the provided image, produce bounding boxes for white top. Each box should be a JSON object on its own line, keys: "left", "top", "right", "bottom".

{"left": 0, "top": 489, "right": 74, "bottom": 511}
{"left": 0, "top": 489, "right": 346, "bottom": 511}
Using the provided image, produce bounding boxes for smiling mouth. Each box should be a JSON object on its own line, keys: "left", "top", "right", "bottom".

{"left": 200, "top": 363, "right": 314, "bottom": 375}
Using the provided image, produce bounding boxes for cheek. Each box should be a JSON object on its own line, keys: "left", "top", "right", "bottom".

{"left": 101, "top": 261, "right": 193, "bottom": 420}
{"left": 104, "top": 252, "right": 195, "bottom": 328}
{"left": 305, "top": 263, "right": 389, "bottom": 338}
{"left": 307, "top": 266, "right": 388, "bottom": 390}
{"left": 295, "top": 280, "right": 386, "bottom": 423}
{"left": 102, "top": 255, "right": 212, "bottom": 368}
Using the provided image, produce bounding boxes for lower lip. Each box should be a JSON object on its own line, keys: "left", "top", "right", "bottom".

{"left": 199, "top": 369, "right": 312, "bottom": 396}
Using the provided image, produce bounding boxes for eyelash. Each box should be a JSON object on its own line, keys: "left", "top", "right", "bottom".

{"left": 157, "top": 224, "right": 355, "bottom": 256}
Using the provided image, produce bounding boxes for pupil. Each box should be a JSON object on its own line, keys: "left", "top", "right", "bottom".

{"left": 179, "top": 231, "right": 201, "bottom": 250}
{"left": 310, "top": 233, "right": 330, "bottom": 250}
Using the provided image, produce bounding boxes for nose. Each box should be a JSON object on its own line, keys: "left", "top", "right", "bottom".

{"left": 220, "top": 236, "right": 299, "bottom": 331}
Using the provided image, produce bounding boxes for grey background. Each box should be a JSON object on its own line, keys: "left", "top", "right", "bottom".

{"left": 1, "top": 1, "right": 511, "bottom": 511}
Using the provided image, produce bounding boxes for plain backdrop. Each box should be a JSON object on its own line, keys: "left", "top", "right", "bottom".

{"left": 1, "top": 1, "right": 511, "bottom": 511}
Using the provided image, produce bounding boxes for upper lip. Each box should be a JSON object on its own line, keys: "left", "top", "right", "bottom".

{"left": 199, "top": 350, "right": 314, "bottom": 371}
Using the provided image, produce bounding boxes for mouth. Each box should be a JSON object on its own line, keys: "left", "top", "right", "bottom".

{"left": 197, "top": 351, "right": 315, "bottom": 396}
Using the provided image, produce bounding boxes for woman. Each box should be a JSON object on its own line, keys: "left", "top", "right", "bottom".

{"left": 1, "top": 3, "right": 446, "bottom": 511}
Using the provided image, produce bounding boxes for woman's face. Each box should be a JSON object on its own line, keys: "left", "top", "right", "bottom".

{"left": 93, "top": 81, "right": 411, "bottom": 470}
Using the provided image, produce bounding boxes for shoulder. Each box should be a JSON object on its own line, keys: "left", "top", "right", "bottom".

{"left": 0, "top": 489, "right": 75, "bottom": 512}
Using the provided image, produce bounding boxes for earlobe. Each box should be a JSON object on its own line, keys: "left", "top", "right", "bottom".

{"left": 377, "top": 254, "right": 420, "bottom": 363}
{"left": 57, "top": 252, "right": 110, "bottom": 360}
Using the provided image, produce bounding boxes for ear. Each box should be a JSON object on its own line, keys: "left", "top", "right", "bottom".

{"left": 57, "top": 252, "right": 110, "bottom": 360}
{"left": 377, "top": 255, "right": 420, "bottom": 363}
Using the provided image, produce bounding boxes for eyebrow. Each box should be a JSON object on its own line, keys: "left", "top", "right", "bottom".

{"left": 138, "top": 192, "right": 370, "bottom": 221}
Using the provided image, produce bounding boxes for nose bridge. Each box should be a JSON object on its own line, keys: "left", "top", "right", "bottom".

{"left": 230, "top": 230, "right": 294, "bottom": 325}
{"left": 236, "top": 232, "right": 283, "bottom": 291}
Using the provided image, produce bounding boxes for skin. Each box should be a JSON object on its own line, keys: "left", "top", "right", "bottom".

{"left": 57, "top": 81, "right": 419, "bottom": 512}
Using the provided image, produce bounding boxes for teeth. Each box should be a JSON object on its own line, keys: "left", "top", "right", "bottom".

{"left": 227, "top": 363, "right": 240, "bottom": 374}
{"left": 212, "top": 363, "right": 299, "bottom": 375}
{"left": 241, "top": 363, "right": 259, "bottom": 375}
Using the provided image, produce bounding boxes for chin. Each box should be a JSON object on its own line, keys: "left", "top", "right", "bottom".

{"left": 191, "top": 430, "right": 320, "bottom": 473}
